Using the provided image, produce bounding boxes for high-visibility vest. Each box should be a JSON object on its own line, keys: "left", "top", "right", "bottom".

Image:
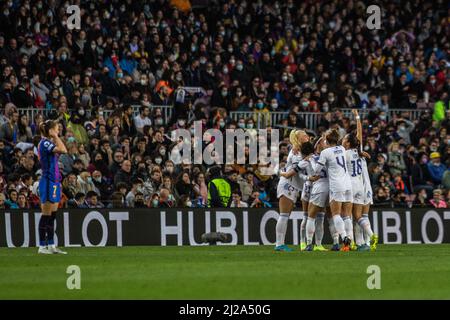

{"left": 207, "top": 178, "right": 231, "bottom": 207}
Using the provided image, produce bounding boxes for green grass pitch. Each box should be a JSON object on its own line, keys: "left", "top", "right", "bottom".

{"left": 1, "top": 245, "right": 450, "bottom": 299}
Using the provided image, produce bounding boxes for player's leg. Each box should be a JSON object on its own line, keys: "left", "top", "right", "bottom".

{"left": 38, "top": 179, "right": 52, "bottom": 254}
{"left": 299, "top": 199, "right": 309, "bottom": 250}
{"left": 325, "top": 206, "right": 338, "bottom": 247}
{"left": 47, "top": 182, "right": 67, "bottom": 254}
{"left": 352, "top": 203, "right": 366, "bottom": 250}
{"left": 275, "top": 196, "right": 294, "bottom": 252}
{"left": 329, "top": 199, "right": 349, "bottom": 251}
{"left": 361, "top": 204, "right": 378, "bottom": 251}
{"left": 342, "top": 201, "right": 353, "bottom": 242}
{"left": 304, "top": 203, "right": 320, "bottom": 250}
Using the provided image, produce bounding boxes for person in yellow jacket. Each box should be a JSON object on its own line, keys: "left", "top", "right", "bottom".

{"left": 207, "top": 166, "right": 232, "bottom": 208}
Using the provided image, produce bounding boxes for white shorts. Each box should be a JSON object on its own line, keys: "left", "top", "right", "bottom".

{"left": 300, "top": 184, "right": 311, "bottom": 202}
{"left": 309, "top": 192, "right": 329, "bottom": 208}
{"left": 363, "top": 187, "right": 373, "bottom": 205}
{"left": 277, "top": 181, "right": 300, "bottom": 203}
{"left": 329, "top": 190, "right": 353, "bottom": 203}
{"left": 352, "top": 189, "right": 365, "bottom": 205}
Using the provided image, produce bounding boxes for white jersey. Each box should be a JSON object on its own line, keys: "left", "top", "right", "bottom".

{"left": 310, "top": 154, "right": 329, "bottom": 194}
{"left": 345, "top": 149, "right": 364, "bottom": 191}
{"left": 279, "top": 149, "right": 304, "bottom": 190}
{"left": 361, "top": 157, "right": 373, "bottom": 204}
{"left": 316, "top": 145, "right": 351, "bottom": 192}
{"left": 298, "top": 159, "right": 314, "bottom": 201}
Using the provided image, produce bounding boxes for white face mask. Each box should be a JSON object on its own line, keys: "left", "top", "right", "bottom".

{"left": 186, "top": 200, "right": 192, "bottom": 207}
{"left": 155, "top": 157, "right": 162, "bottom": 164}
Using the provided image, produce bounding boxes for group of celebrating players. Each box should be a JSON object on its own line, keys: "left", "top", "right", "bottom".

{"left": 275, "top": 109, "right": 378, "bottom": 252}
{"left": 35, "top": 109, "right": 378, "bottom": 254}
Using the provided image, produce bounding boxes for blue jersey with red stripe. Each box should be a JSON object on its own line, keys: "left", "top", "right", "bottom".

{"left": 38, "top": 138, "right": 61, "bottom": 182}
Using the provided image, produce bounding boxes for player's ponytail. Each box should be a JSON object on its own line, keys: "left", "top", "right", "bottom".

{"left": 289, "top": 130, "right": 299, "bottom": 149}
{"left": 39, "top": 120, "right": 56, "bottom": 137}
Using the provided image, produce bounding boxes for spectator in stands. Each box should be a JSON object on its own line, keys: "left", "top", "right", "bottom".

{"left": 427, "top": 152, "right": 448, "bottom": 186}
{"left": 430, "top": 189, "right": 447, "bottom": 208}
{"left": 230, "top": 190, "right": 248, "bottom": 208}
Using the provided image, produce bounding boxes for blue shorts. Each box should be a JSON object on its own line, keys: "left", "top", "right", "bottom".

{"left": 39, "top": 179, "right": 61, "bottom": 204}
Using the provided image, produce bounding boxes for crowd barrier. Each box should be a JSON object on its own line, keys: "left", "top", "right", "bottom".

{"left": 1, "top": 208, "right": 449, "bottom": 247}
{"left": 18, "top": 107, "right": 428, "bottom": 131}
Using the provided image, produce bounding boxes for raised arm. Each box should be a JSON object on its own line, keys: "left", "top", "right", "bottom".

{"left": 352, "top": 109, "right": 363, "bottom": 151}
{"left": 50, "top": 132, "right": 68, "bottom": 154}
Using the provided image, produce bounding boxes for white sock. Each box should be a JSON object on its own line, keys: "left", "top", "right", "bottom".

{"left": 328, "top": 217, "right": 339, "bottom": 245}
{"left": 362, "top": 214, "right": 372, "bottom": 245}
{"left": 354, "top": 222, "right": 364, "bottom": 246}
{"left": 306, "top": 217, "right": 316, "bottom": 245}
{"left": 332, "top": 215, "right": 347, "bottom": 242}
{"left": 343, "top": 216, "right": 353, "bottom": 241}
{"left": 358, "top": 217, "right": 373, "bottom": 245}
{"left": 315, "top": 213, "right": 325, "bottom": 246}
{"left": 300, "top": 213, "right": 307, "bottom": 243}
{"left": 275, "top": 214, "right": 289, "bottom": 247}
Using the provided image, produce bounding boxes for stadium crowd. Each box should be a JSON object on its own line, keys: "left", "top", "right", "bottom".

{"left": 0, "top": 0, "right": 449, "bottom": 210}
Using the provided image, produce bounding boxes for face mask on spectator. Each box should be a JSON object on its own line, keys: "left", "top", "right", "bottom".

{"left": 247, "top": 123, "right": 254, "bottom": 129}
{"left": 236, "top": 64, "right": 243, "bottom": 71}
{"left": 186, "top": 200, "right": 192, "bottom": 207}
{"left": 48, "top": 54, "right": 54, "bottom": 60}
{"left": 155, "top": 157, "right": 162, "bottom": 165}
{"left": 238, "top": 122, "right": 245, "bottom": 129}
{"left": 256, "top": 102, "right": 264, "bottom": 109}
{"left": 302, "top": 101, "right": 309, "bottom": 107}
{"left": 222, "top": 67, "right": 228, "bottom": 74}
{"left": 60, "top": 53, "right": 67, "bottom": 61}
{"left": 322, "top": 105, "right": 329, "bottom": 112}
{"left": 94, "top": 176, "right": 102, "bottom": 183}
{"left": 117, "top": 72, "right": 123, "bottom": 78}
{"left": 178, "top": 119, "right": 185, "bottom": 127}
{"left": 271, "top": 102, "right": 278, "bottom": 109}
{"left": 155, "top": 118, "right": 163, "bottom": 126}
{"left": 87, "top": 177, "right": 93, "bottom": 183}
{"left": 221, "top": 90, "right": 228, "bottom": 97}
{"left": 219, "top": 121, "right": 225, "bottom": 128}
{"left": 176, "top": 75, "right": 183, "bottom": 81}
{"left": 430, "top": 79, "right": 436, "bottom": 85}
{"left": 281, "top": 75, "right": 288, "bottom": 82}
{"left": 229, "top": 59, "right": 236, "bottom": 65}
{"left": 321, "top": 87, "right": 327, "bottom": 93}
{"left": 228, "top": 47, "right": 233, "bottom": 53}
{"left": 236, "top": 90, "right": 242, "bottom": 97}
{"left": 79, "top": 109, "right": 85, "bottom": 116}
{"left": 152, "top": 199, "right": 159, "bottom": 207}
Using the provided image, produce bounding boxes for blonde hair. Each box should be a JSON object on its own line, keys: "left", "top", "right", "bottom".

{"left": 289, "top": 130, "right": 300, "bottom": 148}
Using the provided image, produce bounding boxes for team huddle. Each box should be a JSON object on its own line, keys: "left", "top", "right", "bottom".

{"left": 275, "top": 110, "right": 378, "bottom": 252}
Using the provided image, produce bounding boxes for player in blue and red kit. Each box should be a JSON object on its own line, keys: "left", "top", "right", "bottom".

{"left": 37, "top": 120, "right": 68, "bottom": 254}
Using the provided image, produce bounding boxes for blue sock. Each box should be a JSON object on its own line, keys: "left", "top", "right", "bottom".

{"left": 38, "top": 215, "right": 50, "bottom": 246}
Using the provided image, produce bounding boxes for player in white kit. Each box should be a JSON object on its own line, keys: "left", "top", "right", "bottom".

{"left": 280, "top": 141, "right": 315, "bottom": 251}
{"left": 352, "top": 109, "right": 378, "bottom": 251}
{"left": 274, "top": 129, "right": 310, "bottom": 252}
{"left": 312, "top": 129, "right": 352, "bottom": 251}
{"left": 303, "top": 136, "right": 330, "bottom": 251}
{"left": 341, "top": 132, "right": 364, "bottom": 250}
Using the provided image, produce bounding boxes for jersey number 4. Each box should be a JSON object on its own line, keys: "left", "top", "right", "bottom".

{"left": 336, "top": 156, "right": 347, "bottom": 172}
